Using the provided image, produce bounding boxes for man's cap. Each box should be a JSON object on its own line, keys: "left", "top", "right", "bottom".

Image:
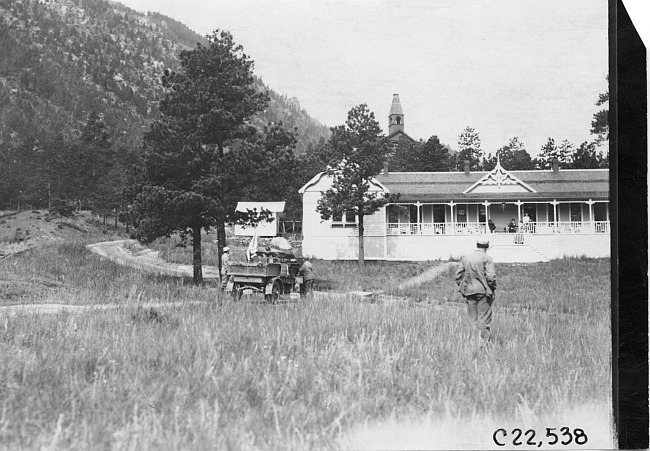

{"left": 476, "top": 238, "right": 490, "bottom": 246}
{"left": 223, "top": 247, "right": 230, "bottom": 252}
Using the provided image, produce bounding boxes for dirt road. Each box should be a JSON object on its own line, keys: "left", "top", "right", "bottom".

{"left": 1, "top": 239, "right": 455, "bottom": 315}
{"left": 87, "top": 240, "right": 220, "bottom": 279}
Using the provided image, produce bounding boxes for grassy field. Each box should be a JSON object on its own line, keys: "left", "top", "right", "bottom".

{"left": 0, "top": 238, "right": 613, "bottom": 449}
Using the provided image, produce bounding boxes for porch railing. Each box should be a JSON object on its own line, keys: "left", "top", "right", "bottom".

{"left": 386, "top": 223, "right": 486, "bottom": 235}
{"left": 386, "top": 221, "right": 610, "bottom": 235}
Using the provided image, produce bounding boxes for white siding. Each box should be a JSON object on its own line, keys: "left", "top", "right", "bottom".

{"left": 385, "top": 234, "right": 610, "bottom": 261}
{"left": 301, "top": 174, "right": 386, "bottom": 259}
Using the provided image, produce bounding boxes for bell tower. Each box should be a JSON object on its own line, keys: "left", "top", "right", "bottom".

{"left": 388, "top": 93, "right": 405, "bottom": 136}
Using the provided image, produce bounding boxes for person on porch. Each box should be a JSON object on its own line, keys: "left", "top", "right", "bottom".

{"left": 523, "top": 213, "right": 531, "bottom": 232}
{"left": 508, "top": 219, "right": 517, "bottom": 233}
{"left": 488, "top": 219, "right": 496, "bottom": 233}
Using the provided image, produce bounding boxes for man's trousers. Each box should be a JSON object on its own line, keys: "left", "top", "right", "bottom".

{"left": 465, "top": 293, "right": 494, "bottom": 340}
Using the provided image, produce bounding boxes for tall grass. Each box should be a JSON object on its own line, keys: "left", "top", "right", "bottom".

{"left": 0, "top": 241, "right": 612, "bottom": 449}
{"left": 0, "top": 240, "right": 218, "bottom": 306}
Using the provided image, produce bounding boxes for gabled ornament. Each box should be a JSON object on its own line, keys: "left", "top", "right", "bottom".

{"left": 463, "top": 157, "right": 537, "bottom": 194}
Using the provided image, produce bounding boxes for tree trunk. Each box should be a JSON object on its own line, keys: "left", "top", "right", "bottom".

{"left": 216, "top": 218, "right": 227, "bottom": 284}
{"left": 114, "top": 208, "right": 118, "bottom": 228}
{"left": 358, "top": 212, "right": 365, "bottom": 267}
{"left": 192, "top": 224, "right": 203, "bottom": 284}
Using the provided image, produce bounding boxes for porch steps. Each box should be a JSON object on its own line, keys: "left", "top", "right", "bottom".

{"left": 489, "top": 244, "right": 550, "bottom": 263}
{"left": 487, "top": 234, "right": 550, "bottom": 263}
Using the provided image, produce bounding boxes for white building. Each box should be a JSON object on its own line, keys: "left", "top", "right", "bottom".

{"left": 298, "top": 161, "right": 610, "bottom": 262}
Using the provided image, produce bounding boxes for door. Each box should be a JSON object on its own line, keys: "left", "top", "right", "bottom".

{"left": 457, "top": 205, "right": 467, "bottom": 223}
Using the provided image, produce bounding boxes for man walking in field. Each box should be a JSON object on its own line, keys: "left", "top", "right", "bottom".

{"left": 455, "top": 238, "right": 497, "bottom": 344}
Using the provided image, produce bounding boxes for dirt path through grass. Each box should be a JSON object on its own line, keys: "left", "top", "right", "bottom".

{"left": 397, "top": 261, "right": 455, "bottom": 290}
{"left": 1, "top": 240, "right": 458, "bottom": 315}
{"left": 88, "top": 240, "right": 456, "bottom": 294}
{"left": 87, "top": 240, "right": 220, "bottom": 279}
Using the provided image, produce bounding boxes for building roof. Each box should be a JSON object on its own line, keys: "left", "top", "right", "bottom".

{"left": 389, "top": 94, "right": 404, "bottom": 116}
{"left": 298, "top": 171, "right": 388, "bottom": 194}
{"left": 375, "top": 169, "right": 610, "bottom": 201}
{"left": 236, "top": 202, "right": 285, "bottom": 213}
{"left": 387, "top": 129, "right": 416, "bottom": 142}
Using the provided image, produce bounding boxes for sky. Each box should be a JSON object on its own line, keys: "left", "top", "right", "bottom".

{"left": 113, "top": 0, "right": 618, "bottom": 156}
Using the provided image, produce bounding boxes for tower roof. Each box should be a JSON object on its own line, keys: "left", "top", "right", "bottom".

{"left": 389, "top": 94, "right": 403, "bottom": 116}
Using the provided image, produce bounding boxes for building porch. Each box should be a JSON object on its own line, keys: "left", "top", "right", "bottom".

{"left": 385, "top": 199, "right": 610, "bottom": 236}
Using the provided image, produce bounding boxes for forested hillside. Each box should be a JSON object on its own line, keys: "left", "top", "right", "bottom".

{"left": 0, "top": 0, "right": 329, "bottom": 212}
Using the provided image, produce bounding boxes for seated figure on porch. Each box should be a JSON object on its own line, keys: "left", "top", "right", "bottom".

{"left": 488, "top": 219, "right": 496, "bottom": 233}
{"left": 507, "top": 219, "right": 517, "bottom": 233}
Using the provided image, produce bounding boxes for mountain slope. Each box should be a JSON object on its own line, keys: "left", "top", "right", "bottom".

{"left": 0, "top": 0, "right": 329, "bottom": 153}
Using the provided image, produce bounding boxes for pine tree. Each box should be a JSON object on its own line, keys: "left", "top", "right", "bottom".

{"left": 456, "top": 126, "right": 483, "bottom": 171}
{"left": 389, "top": 135, "right": 452, "bottom": 172}
{"left": 486, "top": 137, "right": 534, "bottom": 170}
{"left": 316, "top": 104, "right": 396, "bottom": 267}
{"left": 128, "top": 30, "right": 269, "bottom": 284}
{"left": 571, "top": 141, "right": 607, "bottom": 169}
{"left": 591, "top": 81, "right": 609, "bottom": 146}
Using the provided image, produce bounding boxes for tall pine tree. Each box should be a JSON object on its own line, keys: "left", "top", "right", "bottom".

{"left": 316, "top": 104, "right": 395, "bottom": 267}
{"left": 129, "top": 30, "right": 269, "bottom": 284}
{"left": 456, "top": 126, "right": 483, "bottom": 171}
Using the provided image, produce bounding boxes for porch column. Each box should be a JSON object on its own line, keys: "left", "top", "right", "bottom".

{"left": 416, "top": 201, "right": 421, "bottom": 234}
{"left": 448, "top": 201, "right": 456, "bottom": 235}
{"left": 516, "top": 200, "right": 523, "bottom": 223}
{"left": 587, "top": 199, "right": 595, "bottom": 233}
{"left": 551, "top": 200, "right": 559, "bottom": 232}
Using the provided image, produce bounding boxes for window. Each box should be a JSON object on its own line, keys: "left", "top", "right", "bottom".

{"left": 548, "top": 205, "right": 555, "bottom": 222}
{"left": 479, "top": 205, "right": 486, "bottom": 222}
{"left": 396, "top": 116, "right": 402, "bottom": 125}
{"left": 570, "top": 203, "right": 582, "bottom": 222}
{"left": 432, "top": 205, "right": 445, "bottom": 223}
{"left": 409, "top": 205, "right": 418, "bottom": 223}
{"left": 387, "top": 205, "right": 398, "bottom": 223}
{"left": 332, "top": 210, "right": 356, "bottom": 227}
{"left": 594, "top": 203, "right": 608, "bottom": 221}
{"left": 457, "top": 205, "right": 467, "bottom": 223}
